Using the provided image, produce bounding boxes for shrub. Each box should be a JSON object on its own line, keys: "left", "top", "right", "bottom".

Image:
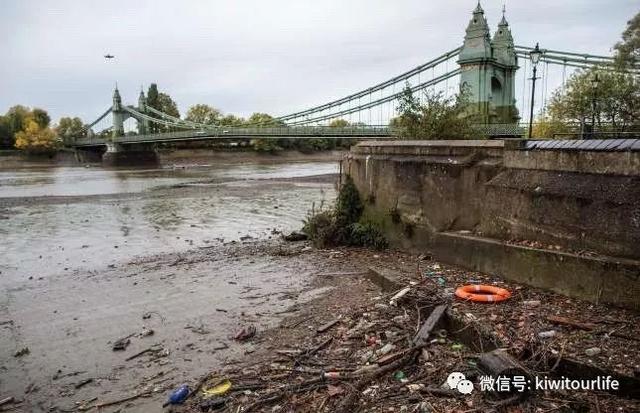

{"left": 302, "top": 175, "right": 387, "bottom": 249}
{"left": 348, "top": 221, "right": 388, "bottom": 249}
{"left": 302, "top": 210, "right": 335, "bottom": 248}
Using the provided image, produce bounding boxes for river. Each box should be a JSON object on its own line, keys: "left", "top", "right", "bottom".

{"left": 0, "top": 158, "right": 339, "bottom": 412}
{"left": 0, "top": 161, "right": 337, "bottom": 283}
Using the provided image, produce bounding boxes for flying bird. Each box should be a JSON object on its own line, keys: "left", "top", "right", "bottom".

{"left": 104, "top": 54, "right": 115, "bottom": 59}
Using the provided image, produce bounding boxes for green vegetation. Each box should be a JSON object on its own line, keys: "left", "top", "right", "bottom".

{"left": 534, "top": 68, "right": 639, "bottom": 138}
{"left": 0, "top": 106, "right": 61, "bottom": 152}
{"left": 302, "top": 175, "right": 387, "bottom": 249}
{"left": 391, "top": 83, "right": 479, "bottom": 139}
{"left": 533, "top": 15, "right": 640, "bottom": 138}
{"left": 184, "top": 104, "right": 222, "bottom": 125}
{"left": 56, "top": 117, "right": 86, "bottom": 144}
{"left": 614, "top": 11, "right": 639, "bottom": 68}
{"left": 15, "top": 115, "right": 58, "bottom": 153}
{"left": 147, "top": 83, "right": 180, "bottom": 133}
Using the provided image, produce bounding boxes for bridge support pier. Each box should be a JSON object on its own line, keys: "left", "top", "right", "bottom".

{"left": 102, "top": 142, "right": 159, "bottom": 167}
{"left": 74, "top": 147, "right": 105, "bottom": 164}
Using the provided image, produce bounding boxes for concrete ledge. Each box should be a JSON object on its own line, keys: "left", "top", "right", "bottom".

{"left": 366, "top": 267, "right": 403, "bottom": 292}
{"left": 431, "top": 232, "right": 640, "bottom": 311}
{"left": 355, "top": 140, "right": 504, "bottom": 148}
{"left": 352, "top": 140, "right": 504, "bottom": 158}
{"left": 505, "top": 150, "right": 640, "bottom": 176}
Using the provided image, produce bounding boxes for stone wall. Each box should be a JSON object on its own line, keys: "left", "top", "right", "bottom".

{"left": 346, "top": 140, "right": 640, "bottom": 309}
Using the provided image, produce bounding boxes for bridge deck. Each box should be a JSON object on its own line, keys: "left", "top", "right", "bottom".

{"left": 72, "top": 126, "right": 393, "bottom": 147}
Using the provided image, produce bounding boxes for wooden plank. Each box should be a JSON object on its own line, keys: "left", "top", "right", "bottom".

{"left": 546, "top": 315, "right": 596, "bottom": 330}
{"left": 413, "top": 304, "right": 448, "bottom": 347}
{"left": 316, "top": 319, "right": 340, "bottom": 334}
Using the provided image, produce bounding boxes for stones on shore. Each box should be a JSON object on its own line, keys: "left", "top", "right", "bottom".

{"left": 283, "top": 231, "right": 308, "bottom": 242}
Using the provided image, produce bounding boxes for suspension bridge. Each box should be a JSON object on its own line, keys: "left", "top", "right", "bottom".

{"left": 70, "top": 3, "right": 637, "bottom": 164}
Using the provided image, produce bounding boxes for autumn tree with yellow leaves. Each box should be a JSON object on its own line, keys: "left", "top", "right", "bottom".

{"left": 15, "top": 116, "right": 59, "bottom": 153}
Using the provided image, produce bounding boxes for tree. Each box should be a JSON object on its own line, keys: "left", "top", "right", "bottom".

{"left": 56, "top": 117, "right": 86, "bottom": 142}
{"left": 329, "top": 119, "right": 349, "bottom": 127}
{"left": 14, "top": 116, "right": 59, "bottom": 153}
{"left": 531, "top": 114, "right": 570, "bottom": 139}
{"left": 4, "top": 105, "right": 30, "bottom": 141}
{"left": 185, "top": 104, "right": 222, "bottom": 125}
{"left": 545, "top": 68, "right": 640, "bottom": 133}
{"left": 247, "top": 113, "right": 285, "bottom": 152}
{"left": 31, "top": 108, "right": 51, "bottom": 129}
{"left": 0, "top": 116, "right": 12, "bottom": 148}
{"left": 615, "top": 11, "right": 640, "bottom": 68}
{"left": 156, "top": 93, "right": 180, "bottom": 119}
{"left": 146, "top": 84, "right": 180, "bottom": 132}
{"left": 393, "top": 84, "right": 478, "bottom": 140}
{"left": 219, "top": 114, "right": 245, "bottom": 126}
{"left": 147, "top": 84, "right": 159, "bottom": 110}
{"left": 247, "top": 112, "right": 283, "bottom": 126}
{"left": 0, "top": 106, "right": 50, "bottom": 148}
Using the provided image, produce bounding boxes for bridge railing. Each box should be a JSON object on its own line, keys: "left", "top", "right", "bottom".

{"left": 72, "top": 125, "right": 394, "bottom": 146}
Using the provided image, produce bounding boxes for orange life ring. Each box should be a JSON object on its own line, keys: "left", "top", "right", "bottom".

{"left": 455, "top": 285, "right": 511, "bottom": 303}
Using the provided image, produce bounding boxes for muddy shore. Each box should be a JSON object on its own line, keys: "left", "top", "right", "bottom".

{"left": 3, "top": 238, "right": 639, "bottom": 412}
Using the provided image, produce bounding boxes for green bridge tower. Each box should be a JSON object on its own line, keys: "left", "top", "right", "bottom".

{"left": 458, "top": 3, "right": 520, "bottom": 126}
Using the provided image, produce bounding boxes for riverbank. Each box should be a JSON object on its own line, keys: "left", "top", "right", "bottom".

{"left": 0, "top": 149, "right": 345, "bottom": 169}
{"left": 4, "top": 238, "right": 638, "bottom": 412}
{"left": 172, "top": 244, "right": 640, "bottom": 413}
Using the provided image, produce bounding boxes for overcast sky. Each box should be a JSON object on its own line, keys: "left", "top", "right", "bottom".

{"left": 1, "top": 0, "right": 637, "bottom": 124}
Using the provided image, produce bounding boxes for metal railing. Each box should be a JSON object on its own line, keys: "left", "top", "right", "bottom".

{"left": 72, "top": 125, "right": 394, "bottom": 146}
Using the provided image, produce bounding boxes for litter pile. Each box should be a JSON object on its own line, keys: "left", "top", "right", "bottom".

{"left": 173, "top": 251, "right": 640, "bottom": 412}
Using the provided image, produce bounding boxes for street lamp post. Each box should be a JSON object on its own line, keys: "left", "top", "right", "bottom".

{"left": 591, "top": 73, "right": 600, "bottom": 138}
{"left": 528, "top": 43, "right": 542, "bottom": 139}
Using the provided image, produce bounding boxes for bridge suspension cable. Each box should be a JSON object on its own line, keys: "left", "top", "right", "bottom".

{"left": 273, "top": 47, "right": 461, "bottom": 123}
{"left": 145, "top": 106, "right": 212, "bottom": 129}
{"left": 82, "top": 107, "right": 112, "bottom": 131}
{"left": 514, "top": 45, "right": 640, "bottom": 73}
{"left": 123, "top": 106, "right": 189, "bottom": 129}
{"left": 286, "top": 68, "right": 461, "bottom": 126}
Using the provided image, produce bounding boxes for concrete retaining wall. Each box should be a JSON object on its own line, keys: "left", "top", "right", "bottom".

{"left": 346, "top": 140, "right": 640, "bottom": 309}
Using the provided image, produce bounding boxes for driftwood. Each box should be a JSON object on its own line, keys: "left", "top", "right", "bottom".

{"left": 304, "top": 337, "right": 333, "bottom": 357}
{"left": 0, "top": 397, "right": 15, "bottom": 407}
{"left": 316, "top": 271, "right": 369, "bottom": 277}
{"left": 413, "top": 304, "right": 448, "bottom": 346}
{"left": 125, "top": 346, "right": 160, "bottom": 361}
{"left": 478, "top": 349, "right": 531, "bottom": 398}
{"left": 316, "top": 319, "right": 340, "bottom": 334}
{"left": 335, "top": 348, "right": 419, "bottom": 413}
{"left": 243, "top": 377, "right": 324, "bottom": 413}
{"left": 333, "top": 305, "right": 449, "bottom": 413}
{"left": 91, "top": 391, "right": 152, "bottom": 409}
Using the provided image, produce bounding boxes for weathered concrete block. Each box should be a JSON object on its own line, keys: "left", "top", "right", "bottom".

{"left": 432, "top": 232, "right": 640, "bottom": 310}
{"left": 348, "top": 140, "right": 640, "bottom": 308}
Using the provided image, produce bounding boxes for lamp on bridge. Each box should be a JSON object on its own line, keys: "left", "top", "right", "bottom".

{"left": 591, "top": 73, "right": 600, "bottom": 137}
{"left": 528, "top": 43, "right": 542, "bottom": 139}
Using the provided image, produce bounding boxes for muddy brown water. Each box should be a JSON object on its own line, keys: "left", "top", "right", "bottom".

{"left": 0, "top": 161, "right": 338, "bottom": 412}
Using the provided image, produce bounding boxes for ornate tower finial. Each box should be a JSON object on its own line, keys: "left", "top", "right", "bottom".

{"left": 499, "top": 4, "right": 509, "bottom": 26}
{"left": 113, "top": 85, "right": 121, "bottom": 102}
{"left": 474, "top": 1, "right": 484, "bottom": 14}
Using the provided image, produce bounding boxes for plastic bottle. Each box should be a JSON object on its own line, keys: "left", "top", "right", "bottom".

{"left": 163, "top": 384, "right": 190, "bottom": 407}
